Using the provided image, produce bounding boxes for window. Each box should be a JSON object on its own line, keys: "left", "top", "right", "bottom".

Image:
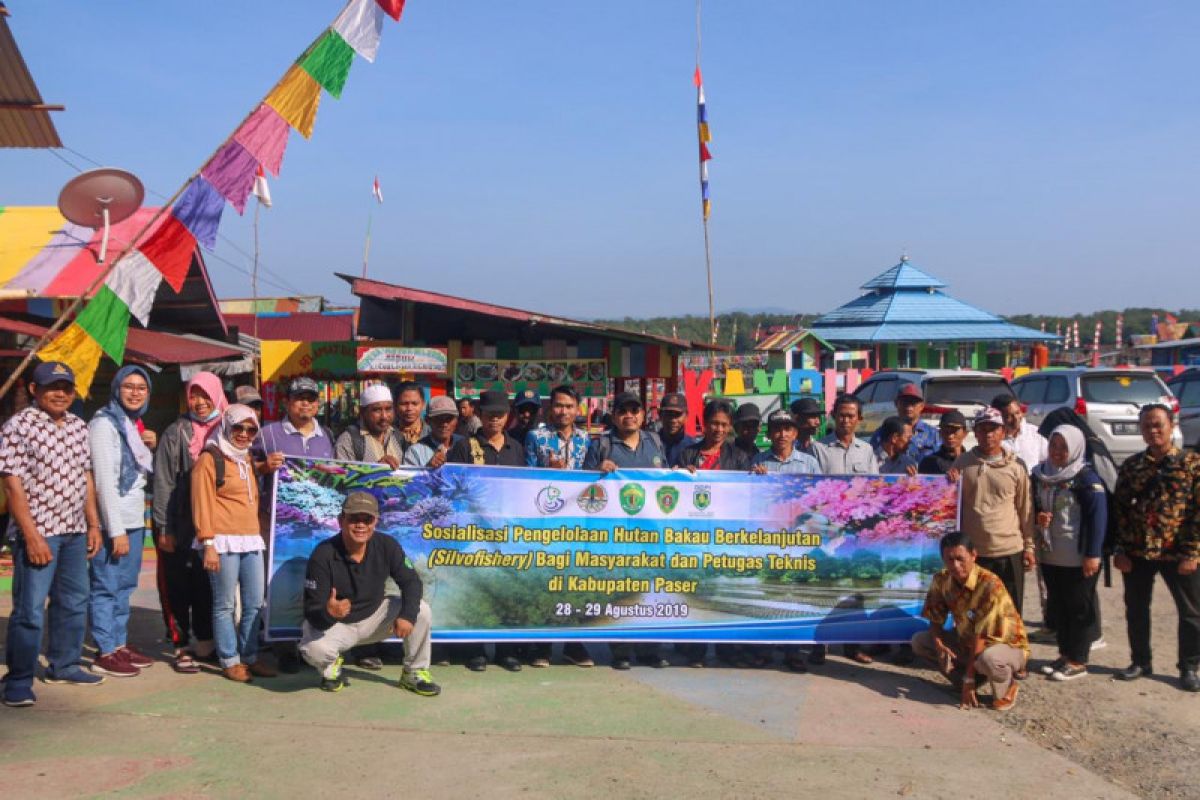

{"left": 1080, "top": 374, "right": 1169, "bottom": 404}
{"left": 923, "top": 377, "right": 1009, "bottom": 405}
{"left": 872, "top": 378, "right": 899, "bottom": 404}
{"left": 1014, "top": 378, "right": 1044, "bottom": 404}
{"left": 1044, "top": 376, "right": 1069, "bottom": 404}
{"left": 854, "top": 381, "right": 876, "bottom": 403}
{"left": 1175, "top": 378, "right": 1200, "bottom": 407}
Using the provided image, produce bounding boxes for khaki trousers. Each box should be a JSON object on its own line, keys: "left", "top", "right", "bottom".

{"left": 911, "top": 628, "right": 1025, "bottom": 697}
{"left": 300, "top": 597, "right": 432, "bottom": 679}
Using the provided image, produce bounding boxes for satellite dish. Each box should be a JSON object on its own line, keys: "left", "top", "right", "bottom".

{"left": 57, "top": 167, "right": 144, "bottom": 264}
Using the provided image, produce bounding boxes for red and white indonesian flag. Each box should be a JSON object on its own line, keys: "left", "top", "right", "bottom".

{"left": 372, "top": 175, "right": 383, "bottom": 204}
{"left": 252, "top": 165, "right": 272, "bottom": 208}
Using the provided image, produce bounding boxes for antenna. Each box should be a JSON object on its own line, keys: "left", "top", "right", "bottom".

{"left": 57, "top": 167, "right": 144, "bottom": 264}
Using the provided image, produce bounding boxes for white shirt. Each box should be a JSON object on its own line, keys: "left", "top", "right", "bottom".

{"left": 1002, "top": 421, "right": 1047, "bottom": 475}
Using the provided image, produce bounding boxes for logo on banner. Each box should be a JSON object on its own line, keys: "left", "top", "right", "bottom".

{"left": 576, "top": 483, "right": 608, "bottom": 513}
{"left": 656, "top": 485, "right": 680, "bottom": 514}
{"left": 535, "top": 485, "right": 566, "bottom": 514}
{"left": 619, "top": 483, "right": 646, "bottom": 515}
{"left": 692, "top": 485, "right": 712, "bottom": 511}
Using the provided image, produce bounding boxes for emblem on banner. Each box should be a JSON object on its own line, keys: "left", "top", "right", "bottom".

{"left": 656, "top": 485, "right": 680, "bottom": 514}
{"left": 619, "top": 483, "right": 646, "bottom": 515}
{"left": 692, "top": 485, "right": 712, "bottom": 511}
{"left": 576, "top": 483, "right": 608, "bottom": 513}
{"left": 535, "top": 485, "right": 566, "bottom": 514}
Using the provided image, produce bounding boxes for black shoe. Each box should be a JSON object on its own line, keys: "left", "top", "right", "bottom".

{"left": 466, "top": 656, "right": 488, "bottom": 672}
{"left": 1181, "top": 669, "right": 1200, "bottom": 692}
{"left": 612, "top": 659, "right": 632, "bottom": 671}
{"left": 498, "top": 656, "right": 522, "bottom": 672}
{"left": 1117, "top": 663, "right": 1152, "bottom": 681}
{"left": 355, "top": 656, "right": 384, "bottom": 671}
{"left": 808, "top": 645, "right": 827, "bottom": 666}
{"left": 278, "top": 652, "right": 303, "bottom": 674}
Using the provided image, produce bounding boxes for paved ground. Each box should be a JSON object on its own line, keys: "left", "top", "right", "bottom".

{"left": 0, "top": 553, "right": 1193, "bottom": 799}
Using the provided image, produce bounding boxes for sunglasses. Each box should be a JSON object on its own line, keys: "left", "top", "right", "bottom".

{"left": 231, "top": 423, "right": 259, "bottom": 435}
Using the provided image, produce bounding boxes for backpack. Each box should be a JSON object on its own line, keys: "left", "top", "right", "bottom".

{"left": 204, "top": 443, "right": 228, "bottom": 488}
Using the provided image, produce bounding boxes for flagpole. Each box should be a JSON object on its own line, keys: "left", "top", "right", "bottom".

{"left": 252, "top": 199, "right": 261, "bottom": 342}
{"left": 696, "top": 0, "right": 715, "bottom": 346}
{"left": 362, "top": 204, "right": 373, "bottom": 278}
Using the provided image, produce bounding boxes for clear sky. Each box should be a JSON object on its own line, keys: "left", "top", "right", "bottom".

{"left": 3, "top": 1, "right": 1198, "bottom": 319}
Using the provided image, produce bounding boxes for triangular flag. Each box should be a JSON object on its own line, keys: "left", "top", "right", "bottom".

{"left": 38, "top": 323, "right": 105, "bottom": 398}
{"left": 700, "top": 141, "right": 712, "bottom": 162}
{"left": 172, "top": 177, "right": 225, "bottom": 249}
{"left": 375, "top": 0, "right": 405, "bottom": 21}
{"left": 138, "top": 215, "right": 196, "bottom": 292}
{"left": 693, "top": 66, "right": 702, "bottom": 87}
{"left": 333, "top": 0, "right": 386, "bottom": 62}
{"left": 75, "top": 285, "right": 130, "bottom": 363}
{"left": 300, "top": 30, "right": 355, "bottom": 98}
{"left": 202, "top": 140, "right": 258, "bottom": 214}
{"left": 372, "top": 175, "right": 383, "bottom": 203}
{"left": 233, "top": 104, "right": 289, "bottom": 176}
{"left": 266, "top": 66, "right": 322, "bottom": 139}
{"left": 253, "top": 166, "right": 272, "bottom": 208}
{"left": 106, "top": 251, "right": 163, "bottom": 327}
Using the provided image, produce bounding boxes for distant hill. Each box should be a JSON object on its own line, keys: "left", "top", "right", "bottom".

{"left": 595, "top": 307, "right": 1200, "bottom": 351}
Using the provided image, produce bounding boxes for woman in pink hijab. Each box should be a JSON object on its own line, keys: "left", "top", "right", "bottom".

{"left": 151, "top": 372, "right": 228, "bottom": 672}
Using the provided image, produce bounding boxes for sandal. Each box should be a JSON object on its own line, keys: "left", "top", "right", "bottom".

{"left": 173, "top": 651, "right": 201, "bottom": 674}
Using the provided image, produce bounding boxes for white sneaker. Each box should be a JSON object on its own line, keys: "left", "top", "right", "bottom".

{"left": 1090, "top": 637, "right": 1107, "bottom": 651}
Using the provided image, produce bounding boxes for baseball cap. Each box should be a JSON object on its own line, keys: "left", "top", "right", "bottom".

{"left": 897, "top": 383, "right": 924, "bottom": 401}
{"left": 235, "top": 385, "right": 263, "bottom": 406}
{"left": 478, "top": 390, "right": 511, "bottom": 414}
{"left": 789, "top": 397, "right": 823, "bottom": 417}
{"left": 341, "top": 491, "right": 379, "bottom": 518}
{"left": 660, "top": 392, "right": 687, "bottom": 414}
{"left": 287, "top": 376, "right": 320, "bottom": 397}
{"left": 733, "top": 402, "right": 762, "bottom": 423}
{"left": 939, "top": 410, "right": 967, "bottom": 429}
{"left": 613, "top": 391, "right": 643, "bottom": 410}
{"left": 427, "top": 396, "right": 459, "bottom": 419}
{"left": 31, "top": 361, "right": 75, "bottom": 387}
{"left": 767, "top": 409, "right": 797, "bottom": 428}
{"left": 514, "top": 388, "right": 541, "bottom": 409}
{"left": 974, "top": 407, "right": 1004, "bottom": 428}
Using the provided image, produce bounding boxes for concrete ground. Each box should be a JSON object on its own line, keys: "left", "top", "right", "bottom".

{"left": 0, "top": 551, "right": 1192, "bottom": 799}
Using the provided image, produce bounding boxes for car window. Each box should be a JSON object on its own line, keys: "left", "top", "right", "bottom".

{"left": 923, "top": 378, "right": 1010, "bottom": 405}
{"left": 872, "top": 378, "right": 899, "bottom": 404}
{"left": 1177, "top": 378, "right": 1200, "bottom": 407}
{"left": 854, "top": 381, "right": 876, "bottom": 403}
{"left": 1080, "top": 374, "right": 1169, "bottom": 404}
{"left": 1044, "top": 376, "right": 1069, "bottom": 404}
{"left": 1013, "top": 378, "right": 1044, "bottom": 404}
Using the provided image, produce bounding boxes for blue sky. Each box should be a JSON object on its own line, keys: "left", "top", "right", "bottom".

{"left": 3, "top": 1, "right": 1198, "bottom": 319}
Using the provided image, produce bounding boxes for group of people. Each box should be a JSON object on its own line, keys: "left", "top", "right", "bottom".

{"left": 2, "top": 362, "right": 1197, "bottom": 712}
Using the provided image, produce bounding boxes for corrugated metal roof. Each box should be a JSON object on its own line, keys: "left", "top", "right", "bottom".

{"left": 813, "top": 322, "right": 1056, "bottom": 343}
{"left": 0, "top": 6, "right": 63, "bottom": 148}
{"left": 0, "top": 315, "right": 243, "bottom": 364}
{"left": 223, "top": 312, "right": 355, "bottom": 341}
{"left": 754, "top": 328, "right": 834, "bottom": 352}
{"left": 859, "top": 258, "right": 946, "bottom": 290}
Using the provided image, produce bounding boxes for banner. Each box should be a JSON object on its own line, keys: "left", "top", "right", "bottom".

{"left": 454, "top": 358, "right": 607, "bottom": 398}
{"left": 357, "top": 346, "right": 447, "bottom": 374}
{"left": 265, "top": 459, "right": 959, "bottom": 643}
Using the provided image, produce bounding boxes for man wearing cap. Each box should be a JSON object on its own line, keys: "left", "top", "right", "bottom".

{"left": 820, "top": 395, "right": 879, "bottom": 476}
{"left": 584, "top": 391, "right": 667, "bottom": 473}
{"left": 335, "top": 384, "right": 407, "bottom": 468}
{"left": 657, "top": 392, "right": 697, "bottom": 467}
{"left": 751, "top": 411, "right": 821, "bottom": 475}
{"left": 992, "top": 393, "right": 1047, "bottom": 475}
{"left": 790, "top": 397, "right": 830, "bottom": 470}
{"left": 919, "top": 411, "right": 969, "bottom": 475}
{"left": 1, "top": 362, "right": 105, "bottom": 706}
{"left": 235, "top": 386, "right": 265, "bottom": 422}
{"left": 299, "top": 492, "right": 439, "bottom": 696}
{"left": 952, "top": 407, "right": 1036, "bottom": 617}
{"left": 870, "top": 384, "right": 941, "bottom": 462}
{"left": 732, "top": 403, "right": 763, "bottom": 459}
{"left": 876, "top": 417, "right": 919, "bottom": 476}
{"left": 510, "top": 388, "right": 543, "bottom": 446}
{"left": 403, "top": 397, "right": 463, "bottom": 468}
{"left": 394, "top": 381, "right": 432, "bottom": 448}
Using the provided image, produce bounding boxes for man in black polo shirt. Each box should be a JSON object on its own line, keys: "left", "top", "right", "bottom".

{"left": 299, "top": 492, "right": 439, "bottom": 695}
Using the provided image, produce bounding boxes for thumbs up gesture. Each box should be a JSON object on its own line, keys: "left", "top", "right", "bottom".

{"left": 326, "top": 587, "right": 351, "bottom": 620}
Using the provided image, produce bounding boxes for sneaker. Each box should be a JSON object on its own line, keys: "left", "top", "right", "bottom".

{"left": 466, "top": 656, "right": 488, "bottom": 672}
{"left": 120, "top": 645, "right": 154, "bottom": 669}
{"left": 530, "top": 658, "right": 550, "bottom": 668}
{"left": 2, "top": 684, "right": 36, "bottom": 707}
{"left": 1049, "top": 664, "right": 1088, "bottom": 682}
{"left": 399, "top": 668, "right": 441, "bottom": 697}
{"left": 355, "top": 656, "right": 384, "bottom": 671}
{"left": 1181, "top": 669, "right": 1200, "bottom": 692}
{"left": 1117, "top": 663, "right": 1153, "bottom": 681}
{"left": 562, "top": 643, "right": 594, "bottom": 667}
{"left": 1039, "top": 657, "right": 1068, "bottom": 676}
{"left": 498, "top": 656, "right": 522, "bottom": 672}
{"left": 612, "top": 659, "right": 632, "bottom": 671}
{"left": 92, "top": 652, "right": 140, "bottom": 678}
{"left": 320, "top": 674, "right": 349, "bottom": 692}
{"left": 1089, "top": 637, "right": 1108, "bottom": 651}
{"left": 43, "top": 668, "right": 106, "bottom": 686}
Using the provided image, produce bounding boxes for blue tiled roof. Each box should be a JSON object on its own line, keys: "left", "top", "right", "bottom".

{"left": 812, "top": 258, "right": 1057, "bottom": 344}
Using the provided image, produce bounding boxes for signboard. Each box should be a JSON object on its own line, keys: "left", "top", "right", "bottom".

{"left": 454, "top": 358, "right": 607, "bottom": 398}
{"left": 265, "top": 459, "right": 959, "bottom": 643}
{"left": 357, "top": 346, "right": 448, "bottom": 375}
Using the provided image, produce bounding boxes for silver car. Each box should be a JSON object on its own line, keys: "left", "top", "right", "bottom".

{"left": 853, "top": 369, "right": 1014, "bottom": 447}
{"left": 1166, "top": 369, "right": 1200, "bottom": 450}
{"left": 1011, "top": 367, "right": 1182, "bottom": 464}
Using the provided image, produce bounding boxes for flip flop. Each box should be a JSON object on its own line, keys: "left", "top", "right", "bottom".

{"left": 173, "top": 652, "right": 201, "bottom": 674}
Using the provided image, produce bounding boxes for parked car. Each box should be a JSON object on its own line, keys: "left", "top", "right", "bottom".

{"left": 853, "top": 369, "right": 1014, "bottom": 446}
{"left": 1011, "top": 367, "right": 1182, "bottom": 464}
{"left": 1166, "top": 368, "right": 1200, "bottom": 450}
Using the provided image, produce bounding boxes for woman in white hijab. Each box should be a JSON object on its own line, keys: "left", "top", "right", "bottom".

{"left": 191, "top": 404, "right": 276, "bottom": 683}
{"left": 1031, "top": 425, "right": 1108, "bottom": 682}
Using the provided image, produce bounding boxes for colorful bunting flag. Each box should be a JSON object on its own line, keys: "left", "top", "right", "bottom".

{"left": 37, "top": 0, "right": 407, "bottom": 395}
{"left": 695, "top": 68, "right": 712, "bottom": 220}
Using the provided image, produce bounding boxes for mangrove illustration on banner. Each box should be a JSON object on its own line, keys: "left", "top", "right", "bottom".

{"left": 265, "top": 459, "right": 959, "bottom": 643}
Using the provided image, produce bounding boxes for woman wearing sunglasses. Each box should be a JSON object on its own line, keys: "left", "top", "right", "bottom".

{"left": 191, "top": 404, "right": 276, "bottom": 682}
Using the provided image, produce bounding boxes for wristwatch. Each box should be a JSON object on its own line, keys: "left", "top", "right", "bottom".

{"left": 202, "top": 540, "right": 215, "bottom": 548}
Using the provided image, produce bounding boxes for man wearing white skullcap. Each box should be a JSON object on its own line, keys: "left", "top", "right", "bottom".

{"left": 334, "top": 383, "right": 407, "bottom": 469}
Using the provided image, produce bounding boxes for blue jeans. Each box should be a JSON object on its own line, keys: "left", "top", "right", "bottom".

{"left": 89, "top": 528, "right": 146, "bottom": 655}
{"left": 207, "top": 550, "right": 264, "bottom": 668}
{"left": 5, "top": 533, "right": 90, "bottom": 690}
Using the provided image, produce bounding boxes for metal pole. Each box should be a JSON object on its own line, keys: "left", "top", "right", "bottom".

{"left": 362, "top": 206, "right": 373, "bottom": 278}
